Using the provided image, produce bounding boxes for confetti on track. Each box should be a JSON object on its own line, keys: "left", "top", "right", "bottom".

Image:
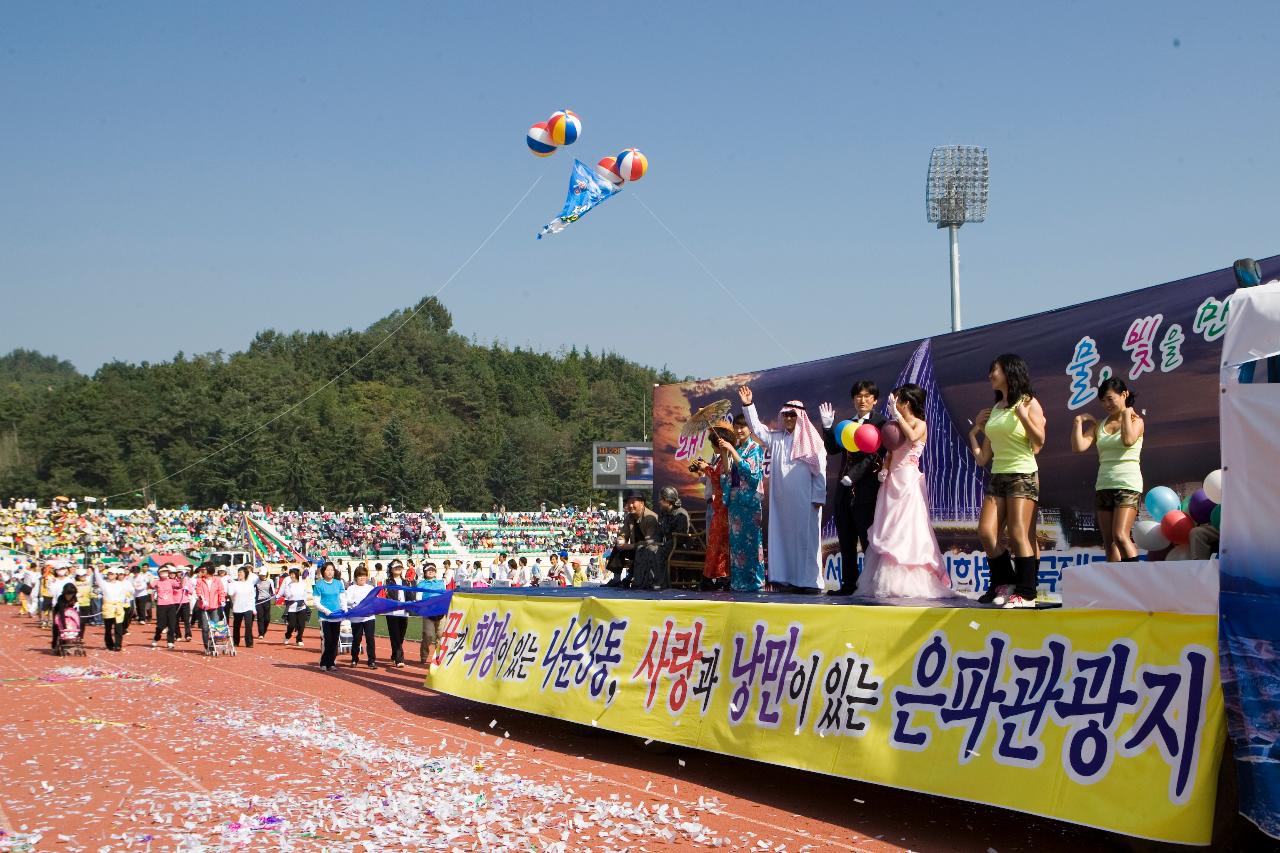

{"left": 0, "top": 612, "right": 1118, "bottom": 852}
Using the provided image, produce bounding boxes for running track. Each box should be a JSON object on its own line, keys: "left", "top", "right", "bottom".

{"left": 0, "top": 609, "right": 1134, "bottom": 852}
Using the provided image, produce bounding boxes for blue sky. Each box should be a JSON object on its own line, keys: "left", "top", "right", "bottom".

{"left": 2, "top": 2, "right": 1276, "bottom": 378}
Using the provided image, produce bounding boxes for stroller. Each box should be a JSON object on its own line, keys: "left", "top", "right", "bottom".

{"left": 207, "top": 614, "right": 236, "bottom": 657}
{"left": 55, "top": 624, "right": 86, "bottom": 657}
{"left": 53, "top": 608, "right": 86, "bottom": 657}
{"left": 338, "top": 620, "right": 353, "bottom": 656}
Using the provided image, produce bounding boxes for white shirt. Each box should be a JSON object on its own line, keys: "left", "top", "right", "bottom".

{"left": 281, "top": 579, "right": 309, "bottom": 613}
{"left": 98, "top": 578, "right": 133, "bottom": 607}
{"left": 343, "top": 582, "right": 378, "bottom": 623}
{"left": 226, "top": 579, "right": 256, "bottom": 613}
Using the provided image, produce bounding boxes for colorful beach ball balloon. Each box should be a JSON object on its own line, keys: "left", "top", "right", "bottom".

{"left": 526, "top": 122, "right": 557, "bottom": 157}
{"left": 615, "top": 148, "right": 648, "bottom": 181}
{"left": 834, "top": 420, "right": 856, "bottom": 452}
{"left": 594, "top": 156, "right": 624, "bottom": 187}
{"left": 546, "top": 110, "right": 582, "bottom": 146}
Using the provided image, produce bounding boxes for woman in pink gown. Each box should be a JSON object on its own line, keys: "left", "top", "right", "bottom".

{"left": 860, "top": 383, "right": 958, "bottom": 600}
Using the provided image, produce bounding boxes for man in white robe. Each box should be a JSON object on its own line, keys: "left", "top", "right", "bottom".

{"left": 740, "top": 386, "right": 827, "bottom": 592}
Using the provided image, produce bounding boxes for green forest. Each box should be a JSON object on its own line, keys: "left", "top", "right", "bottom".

{"left": 0, "top": 298, "right": 675, "bottom": 509}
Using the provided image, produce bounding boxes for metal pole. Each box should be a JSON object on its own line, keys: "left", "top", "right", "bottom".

{"left": 948, "top": 224, "right": 962, "bottom": 332}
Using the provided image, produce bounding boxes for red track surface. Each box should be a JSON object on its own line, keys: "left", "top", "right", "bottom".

{"left": 0, "top": 608, "right": 1133, "bottom": 852}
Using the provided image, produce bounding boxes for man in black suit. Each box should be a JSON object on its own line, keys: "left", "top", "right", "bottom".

{"left": 819, "top": 381, "right": 887, "bottom": 595}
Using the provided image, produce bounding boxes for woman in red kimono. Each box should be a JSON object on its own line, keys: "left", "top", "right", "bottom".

{"left": 693, "top": 423, "right": 732, "bottom": 590}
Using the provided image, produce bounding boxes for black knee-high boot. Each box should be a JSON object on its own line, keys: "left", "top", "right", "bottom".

{"left": 979, "top": 551, "right": 1015, "bottom": 603}
{"left": 1013, "top": 555, "right": 1039, "bottom": 602}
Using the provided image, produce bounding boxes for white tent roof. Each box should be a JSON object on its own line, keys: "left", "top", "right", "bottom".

{"left": 1223, "top": 280, "right": 1280, "bottom": 369}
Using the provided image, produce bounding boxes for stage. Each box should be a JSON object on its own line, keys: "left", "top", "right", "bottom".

{"left": 462, "top": 584, "right": 996, "bottom": 607}
{"left": 426, "top": 561, "right": 1224, "bottom": 845}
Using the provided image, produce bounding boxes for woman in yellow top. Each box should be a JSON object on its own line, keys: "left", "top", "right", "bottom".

{"left": 1070, "top": 377, "right": 1144, "bottom": 562}
{"left": 969, "top": 354, "right": 1047, "bottom": 609}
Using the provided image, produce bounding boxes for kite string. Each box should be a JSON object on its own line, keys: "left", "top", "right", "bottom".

{"left": 628, "top": 191, "right": 795, "bottom": 361}
{"left": 103, "top": 172, "right": 546, "bottom": 501}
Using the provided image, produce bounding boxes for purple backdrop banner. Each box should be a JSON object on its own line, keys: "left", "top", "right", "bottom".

{"left": 654, "top": 255, "right": 1280, "bottom": 590}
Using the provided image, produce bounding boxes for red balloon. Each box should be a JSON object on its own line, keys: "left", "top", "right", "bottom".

{"left": 853, "top": 423, "right": 881, "bottom": 453}
{"left": 1160, "top": 510, "right": 1195, "bottom": 546}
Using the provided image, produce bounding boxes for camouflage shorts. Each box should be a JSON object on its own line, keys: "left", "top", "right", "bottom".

{"left": 1095, "top": 488, "right": 1141, "bottom": 511}
{"left": 985, "top": 472, "right": 1040, "bottom": 501}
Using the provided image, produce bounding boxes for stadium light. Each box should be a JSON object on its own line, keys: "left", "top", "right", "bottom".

{"left": 926, "top": 146, "right": 988, "bottom": 332}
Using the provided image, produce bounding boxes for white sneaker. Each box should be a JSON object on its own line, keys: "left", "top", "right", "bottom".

{"left": 166, "top": 642, "right": 175, "bottom": 650}
{"left": 296, "top": 640, "right": 303, "bottom": 647}
{"left": 991, "top": 584, "right": 1015, "bottom": 607}
{"left": 1002, "top": 593, "right": 1037, "bottom": 609}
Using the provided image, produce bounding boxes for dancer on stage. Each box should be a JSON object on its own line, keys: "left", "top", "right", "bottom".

{"left": 719, "top": 415, "right": 766, "bottom": 591}
{"left": 740, "top": 386, "right": 827, "bottom": 592}
{"left": 859, "top": 385, "right": 956, "bottom": 599}
{"left": 1070, "top": 377, "right": 1144, "bottom": 562}
{"left": 819, "top": 381, "right": 886, "bottom": 594}
{"left": 969, "top": 354, "right": 1046, "bottom": 609}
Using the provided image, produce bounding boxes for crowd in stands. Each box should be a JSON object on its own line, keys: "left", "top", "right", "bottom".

{"left": 0, "top": 502, "right": 241, "bottom": 559}
{"left": 0, "top": 498, "right": 623, "bottom": 568}
{"left": 266, "top": 509, "right": 446, "bottom": 559}
{"left": 455, "top": 505, "right": 623, "bottom": 557}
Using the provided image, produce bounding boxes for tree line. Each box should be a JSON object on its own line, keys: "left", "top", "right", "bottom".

{"left": 0, "top": 298, "right": 674, "bottom": 509}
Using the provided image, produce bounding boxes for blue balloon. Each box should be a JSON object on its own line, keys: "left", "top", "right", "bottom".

{"left": 1145, "top": 486, "right": 1181, "bottom": 521}
{"left": 834, "top": 419, "right": 853, "bottom": 437}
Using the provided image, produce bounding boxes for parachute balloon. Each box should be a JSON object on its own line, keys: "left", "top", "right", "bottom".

{"left": 594, "top": 156, "right": 624, "bottom": 187}
{"left": 616, "top": 148, "right": 648, "bottom": 181}
{"left": 526, "top": 122, "right": 557, "bottom": 157}
{"left": 546, "top": 110, "right": 581, "bottom": 146}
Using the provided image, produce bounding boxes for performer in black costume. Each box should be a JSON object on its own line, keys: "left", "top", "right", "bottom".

{"left": 819, "top": 381, "right": 887, "bottom": 595}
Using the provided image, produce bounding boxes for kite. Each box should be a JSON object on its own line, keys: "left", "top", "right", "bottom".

{"left": 537, "top": 158, "right": 623, "bottom": 239}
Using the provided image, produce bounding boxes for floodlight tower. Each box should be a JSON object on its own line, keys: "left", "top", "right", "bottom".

{"left": 926, "top": 146, "right": 989, "bottom": 332}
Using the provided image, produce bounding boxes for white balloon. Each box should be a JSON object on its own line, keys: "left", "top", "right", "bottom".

{"left": 1203, "top": 469, "right": 1223, "bottom": 504}
{"left": 1133, "top": 519, "right": 1170, "bottom": 551}
{"left": 1166, "top": 545, "right": 1191, "bottom": 561}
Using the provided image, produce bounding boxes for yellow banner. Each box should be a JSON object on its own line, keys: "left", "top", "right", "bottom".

{"left": 426, "top": 593, "right": 1223, "bottom": 844}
